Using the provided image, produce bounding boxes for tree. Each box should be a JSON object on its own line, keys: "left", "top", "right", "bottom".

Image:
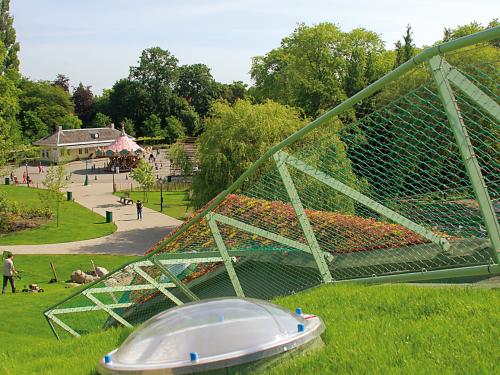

{"left": 0, "top": 0, "right": 19, "bottom": 76}
{"left": 251, "top": 23, "right": 387, "bottom": 117}
{"left": 108, "top": 79, "right": 152, "bottom": 129}
{"left": 169, "top": 142, "right": 192, "bottom": 180}
{"left": 61, "top": 114, "right": 82, "bottom": 129}
{"left": 43, "top": 161, "right": 70, "bottom": 227}
{"left": 192, "top": 99, "right": 307, "bottom": 207}
{"left": 18, "top": 79, "right": 74, "bottom": 133}
{"left": 122, "top": 117, "right": 135, "bottom": 136}
{"left": 176, "top": 63, "right": 218, "bottom": 118}
{"left": 53, "top": 74, "right": 70, "bottom": 92}
{"left": 130, "top": 159, "right": 155, "bottom": 202}
{"left": 20, "top": 110, "right": 47, "bottom": 142}
{"left": 393, "top": 25, "right": 416, "bottom": 68}
{"left": 142, "top": 113, "right": 164, "bottom": 138}
{"left": 164, "top": 116, "right": 185, "bottom": 143}
{"left": 129, "top": 47, "right": 179, "bottom": 117}
{"left": 72, "top": 82, "right": 94, "bottom": 125}
{"left": 217, "top": 81, "right": 247, "bottom": 104}
{"left": 91, "top": 112, "right": 111, "bottom": 128}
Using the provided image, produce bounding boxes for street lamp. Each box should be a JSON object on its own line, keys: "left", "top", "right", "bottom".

{"left": 25, "top": 162, "right": 29, "bottom": 188}
{"left": 84, "top": 158, "right": 89, "bottom": 186}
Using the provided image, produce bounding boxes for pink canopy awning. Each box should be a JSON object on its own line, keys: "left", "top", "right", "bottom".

{"left": 102, "top": 131, "right": 143, "bottom": 155}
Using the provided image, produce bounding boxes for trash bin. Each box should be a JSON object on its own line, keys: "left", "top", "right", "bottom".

{"left": 4, "top": 177, "right": 9, "bottom": 185}
{"left": 106, "top": 211, "right": 113, "bottom": 223}
{"left": 67, "top": 191, "right": 73, "bottom": 201}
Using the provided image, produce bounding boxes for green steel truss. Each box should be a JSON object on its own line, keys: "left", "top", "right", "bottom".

{"left": 45, "top": 27, "right": 500, "bottom": 339}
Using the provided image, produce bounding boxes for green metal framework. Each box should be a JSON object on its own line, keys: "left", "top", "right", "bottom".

{"left": 45, "top": 27, "right": 500, "bottom": 339}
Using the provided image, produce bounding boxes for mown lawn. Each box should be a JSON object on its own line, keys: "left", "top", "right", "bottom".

{"left": 1, "top": 254, "right": 498, "bottom": 375}
{"left": 114, "top": 190, "right": 192, "bottom": 220}
{"left": 0, "top": 185, "right": 117, "bottom": 245}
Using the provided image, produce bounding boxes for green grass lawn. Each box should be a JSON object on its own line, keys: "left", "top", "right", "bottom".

{"left": 0, "top": 186, "right": 117, "bottom": 245}
{"left": 115, "top": 190, "right": 192, "bottom": 220}
{"left": 1, "top": 254, "right": 498, "bottom": 375}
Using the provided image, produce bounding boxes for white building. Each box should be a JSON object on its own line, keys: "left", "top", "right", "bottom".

{"left": 34, "top": 124, "right": 122, "bottom": 163}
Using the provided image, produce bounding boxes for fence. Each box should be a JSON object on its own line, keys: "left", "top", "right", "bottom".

{"left": 45, "top": 28, "right": 500, "bottom": 339}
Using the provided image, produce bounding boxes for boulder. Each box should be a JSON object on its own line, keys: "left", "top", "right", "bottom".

{"left": 95, "top": 267, "right": 109, "bottom": 278}
{"left": 71, "top": 270, "right": 87, "bottom": 284}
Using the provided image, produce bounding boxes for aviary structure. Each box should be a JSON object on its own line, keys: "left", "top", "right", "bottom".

{"left": 45, "top": 28, "right": 500, "bottom": 339}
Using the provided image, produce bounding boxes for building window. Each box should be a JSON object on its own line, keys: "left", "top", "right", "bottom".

{"left": 79, "top": 149, "right": 83, "bottom": 155}
{"left": 85, "top": 148, "right": 88, "bottom": 154}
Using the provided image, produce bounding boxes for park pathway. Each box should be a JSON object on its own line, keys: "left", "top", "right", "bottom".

{"left": 0, "top": 181, "right": 182, "bottom": 256}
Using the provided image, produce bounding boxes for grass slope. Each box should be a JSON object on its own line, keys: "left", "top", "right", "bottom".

{"left": 1, "top": 254, "right": 498, "bottom": 374}
{"left": 0, "top": 186, "right": 116, "bottom": 245}
{"left": 114, "top": 190, "right": 192, "bottom": 220}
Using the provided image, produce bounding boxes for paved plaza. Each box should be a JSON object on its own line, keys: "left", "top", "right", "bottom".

{"left": 0, "top": 154, "right": 184, "bottom": 255}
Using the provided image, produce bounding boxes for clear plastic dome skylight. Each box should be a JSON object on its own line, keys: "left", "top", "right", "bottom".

{"left": 98, "top": 298, "right": 324, "bottom": 374}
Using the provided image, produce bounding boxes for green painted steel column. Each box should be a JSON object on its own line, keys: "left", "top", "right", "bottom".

{"left": 207, "top": 213, "right": 245, "bottom": 297}
{"left": 274, "top": 152, "right": 333, "bottom": 283}
{"left": 429, "top": 55, "right": 500, "bottom": 263}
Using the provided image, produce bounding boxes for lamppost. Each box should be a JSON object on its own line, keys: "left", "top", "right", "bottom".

{"left": 112, "top": 166, "right": 116, "bottom": 193}
{"left": 84, "top": 159, "right": 89, "bottom": 186}
{"left": 25, "top": 162, "right": 29, "bottom": 188}
{"left": 160, "top": 181, "right": 164, "bottom": 212}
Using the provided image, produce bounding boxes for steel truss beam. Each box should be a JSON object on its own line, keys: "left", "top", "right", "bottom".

{"left": 277, "top": 151, "right": 451, "bottom": 252}
{"left": 151, "top": 257, "right": 199, "bottom": 301}
{"left": 274, "top": 152, "right": 333, "bottom": 283}
{"left": 131, "top": 265, "right": 184, "bottom": 305}
{"left": 83, "top": 291, "right": 132, "bottom": 328}
{"left": 207, "top": 213, "right": 245, "bottom": 296}
{"left": 429, "top": 55, "right": 500, "bottom": 263}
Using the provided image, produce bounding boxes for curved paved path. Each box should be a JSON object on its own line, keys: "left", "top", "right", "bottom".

{"left": 0, "top": 181, "right": 182, "bottom": 256}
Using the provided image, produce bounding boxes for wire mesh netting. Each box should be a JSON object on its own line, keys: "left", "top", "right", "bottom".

{"left": 45, "top": 37, "right": 499, "bottom": 339}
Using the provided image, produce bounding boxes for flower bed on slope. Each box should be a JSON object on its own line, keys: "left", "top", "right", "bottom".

{"left": 146, "top": 194, "right": 439, "bottom": 256}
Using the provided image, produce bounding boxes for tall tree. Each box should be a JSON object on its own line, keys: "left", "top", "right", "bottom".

{"left": 176, "top": 63, "right": 218, "bottom": 118}
{"left": 142, "top": 113, "right": 164, "bottom": 138}
{"left": 0, "top": 0, "right": 19, "bottom": 76}
{"left": 72, "top": 82, "right": 94, "bottom": 126}
{"left": 53, "top": 74, "right": 70, "bottom": 92}
{"left": 0, "top": 0, "right": 20, "bottom": 170}
{"left": 393, "top": 25, "right": 416, "bottom": 68}
{"left": 129, "top": 47, "right": 179, "bottom": 117}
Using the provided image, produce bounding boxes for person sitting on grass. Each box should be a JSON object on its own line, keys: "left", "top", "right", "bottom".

{"left": 136, "top": 200, "right": 143, "bottom": 221}
{"left": 2, "top": 253, "right": 17, "bottom": 294}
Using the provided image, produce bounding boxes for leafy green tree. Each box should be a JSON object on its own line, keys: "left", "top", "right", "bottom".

{"left": 43, "top": 161, "right": 70, "bottom": 227}
{"left": 0, "top": 0, "right": 19, "bottom": 76}
{"left": 61, "top": 114, "right": 82, "bottom": 129}
{"left": 176, "top": 63, "right": 218, "bottom": 117}
{"left": 18, "top": 79, "right": 74, "bottom": 133}
{"left": 91, "top": 112, "right": 111, "bottom": 128}
{"left": 129, "top": 47, "right": 179, "bottom": 117}
{"left": 108, "top": 79, "right": 152, "bottom": 129}
{"left": 20, "top": 110, "right": 47, "bottom": 142}
{"left": 169, "top": 142, "right": 192, "bottom": 181}
{"left": 164, "top": 116, "right": 185, "bottom": 143}
{"left": 142, "top": 113, "right": 164, "bottom": 138}
{"left": 251, "top": 23, "right": 387, "bottom": 117}
{"left": 130, "top": 159, "right": 155, "bottom": 201}
{"left": 122, "top": 117, "right": 135, "bottom": 136}
{"left": 192, "top": 99, "right": 307, "bottom": 207}
{"left": 217, "top": 81, "right": 247, "bottom": 104}
{"left": 168, "top": 95, "right": 200, "bottom": 135}
{"left": 72, "top": 82, "right": 94, "bottom": 125}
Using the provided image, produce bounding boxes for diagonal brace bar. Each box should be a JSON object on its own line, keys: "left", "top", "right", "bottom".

{"left": 274, "top": 152, "right": 333, "bottom": 283}
{"left": 210, "top": 212, "right": 311, "bottom": 253}
{"left": 278, "top": 151, "right": 451, "bottom": 251}
{"left": 83, "top": 291, "right": 132, "bottom": 328}
{"left": 46, "top": 313, "right": 81, "bottom": 338}
{"left": 151, "top": 257, "right": 199, "bottom": 302}
{"left": 206, "top": 213, "right": 245, "bottom": 297}
{"left": 429, "top": 55, "right": 499, "bottom": 263}
{"left": 437, "top": 57, "right": 500, "bottom": 121}
{"left": 132, "top": 265, "right": 184, "bottom": 305}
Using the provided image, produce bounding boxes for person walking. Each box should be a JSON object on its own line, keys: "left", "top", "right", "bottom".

{"left": 136, "top": 200, "right": 143, "bottom": 221}
{"left": 2, "top": 253, "right": 17, "bottom": 294}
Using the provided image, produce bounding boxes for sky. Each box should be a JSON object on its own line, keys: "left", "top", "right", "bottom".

{"left": 11, "top": 0, "right": 499, "bottom": 94}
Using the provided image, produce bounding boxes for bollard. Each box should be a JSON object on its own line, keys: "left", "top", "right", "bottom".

{"left": 66, "top": 191, "right": 73, "bottom": 201}
{"left": 106, "top": 211, "right": 113, "bottom": 223}
{"left": 4, "top": 177, "right": 9, "bottom": 185}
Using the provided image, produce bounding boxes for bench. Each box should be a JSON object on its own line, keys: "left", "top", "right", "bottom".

{"left": 119, "top": 197, "right": 134, "bottom": 205}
